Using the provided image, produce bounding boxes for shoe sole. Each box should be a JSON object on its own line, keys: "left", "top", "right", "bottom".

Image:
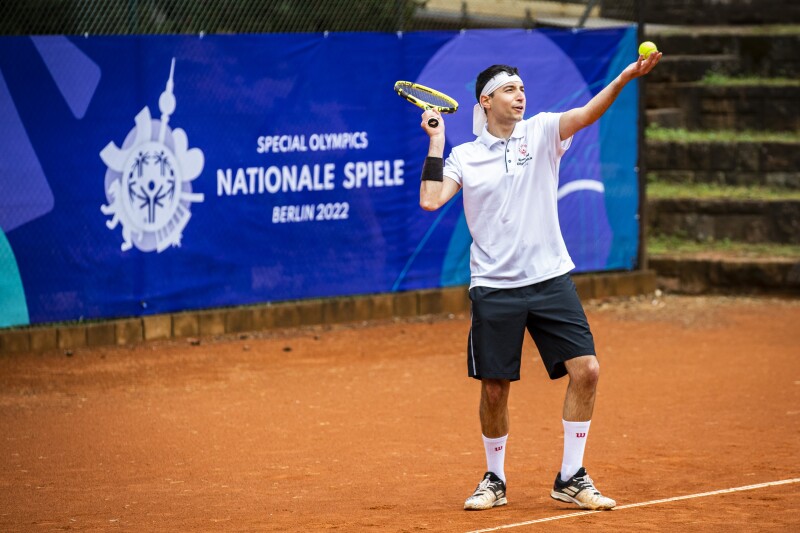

{"left": 550, "top": 490, "right": 615, "bottom": 510}
{"left": 464, "top": 496, "right": 508, "bottom": 510}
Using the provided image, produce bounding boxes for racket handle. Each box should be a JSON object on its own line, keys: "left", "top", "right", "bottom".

{"left": 427, "top": 117, "right": 439, "bottom": 128}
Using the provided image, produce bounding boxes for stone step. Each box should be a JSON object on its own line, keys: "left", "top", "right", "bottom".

{"left": 646, "top": 83, "right": 800, "bottom": 131}
{"left": 644, "top": 29, "right": 800, "bottom": 78}
{"left": 648, "top": 54, "right": 740, "bottom": 83}
{"left": 646, "top": 107, "right": 686, "bottom": 128}
{"left": 647, "top": 198, "right": 800, "bottom": 244}
{"left": 604, "top": 0, "right": 800, "bottom": 26}
{"left": 646, "top": 140, "right": 800, "bottom": 186}
{"left": 649, "top": 255, "right": 800, "bottom": 295}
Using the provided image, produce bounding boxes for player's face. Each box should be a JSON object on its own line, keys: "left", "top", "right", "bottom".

{"left": 489, "top": 81, "right": 526, "bottom": 123}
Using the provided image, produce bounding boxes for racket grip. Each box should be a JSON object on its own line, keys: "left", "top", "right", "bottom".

{"left": 427, "top": 117, "right": 439, "bottom": 128}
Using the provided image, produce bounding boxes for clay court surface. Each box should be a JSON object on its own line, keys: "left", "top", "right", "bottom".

{"left": 1, "top": 294, "right": 799, "bottom": 532}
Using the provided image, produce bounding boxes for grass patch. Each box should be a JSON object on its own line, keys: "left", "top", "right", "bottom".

{"left": 646, "top": 125, "right": 800, "bottom": 143}
{"left": 647, "top": 180, "right": 800, "bottom": 200}
{"left": 701, "top": 73, "right": 800, "bottom": 86}
{"left": 648, "top": 235, "right": 800, "bottom": 258}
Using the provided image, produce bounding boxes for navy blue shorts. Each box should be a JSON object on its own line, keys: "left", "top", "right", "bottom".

{"left": 467, "top": 274, "right": 596, "bottom": 381}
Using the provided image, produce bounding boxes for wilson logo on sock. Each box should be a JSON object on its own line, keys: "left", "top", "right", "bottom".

{"left": 576, "top": 432, "right": 586, "bottom": 438}
{"left": 495, "top": 446, "right": 504, "bottom": 452}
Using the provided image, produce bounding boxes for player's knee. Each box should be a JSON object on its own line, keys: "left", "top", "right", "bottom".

{"left": 572, "top": 356, "right": 600, "bottom": 389}
{"left": 481, "top": 380, "right": 508, "bottom": 409}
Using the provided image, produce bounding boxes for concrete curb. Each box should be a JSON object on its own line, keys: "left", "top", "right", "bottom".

{"left": 0, "top": 270, "right": 656, "bottom": 354}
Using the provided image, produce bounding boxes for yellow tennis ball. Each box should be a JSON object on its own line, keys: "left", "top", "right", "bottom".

{"left": 638, "top": 41, "right": 658, "bottom": 59}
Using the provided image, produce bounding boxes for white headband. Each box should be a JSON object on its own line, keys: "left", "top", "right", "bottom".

{"left": 472, "top": 72, "right": 523, "bottom": 136}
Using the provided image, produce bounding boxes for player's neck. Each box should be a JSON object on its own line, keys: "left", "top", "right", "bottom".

{"left": 486, "top": 119, "right": 516, "bottom": 141}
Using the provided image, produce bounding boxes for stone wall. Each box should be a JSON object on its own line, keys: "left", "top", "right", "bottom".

{"left": 646, "top": 140, "right": 800, "bottom": 188}
{"left": 647, "top": 84, "right": 799, "bottom": 131}
{"left": 651, "top": 33, "right": 800, "bottom": 79}
{"left": 648, "top": 198, "right": 800, "bottom": 244}
{"left": 650, "top": 256, "right": 800, "bottom": 294}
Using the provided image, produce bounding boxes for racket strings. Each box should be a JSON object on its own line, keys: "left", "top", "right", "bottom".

{"left": 402, "top": 85, "right": 455, "bottom": 109}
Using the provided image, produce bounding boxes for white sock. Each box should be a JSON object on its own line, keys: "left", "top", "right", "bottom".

{"left": 482, "top": 434, "right": 508, "bottom": 483}
{"left": 561, "top": 420, "right": 591, "bottom": 481}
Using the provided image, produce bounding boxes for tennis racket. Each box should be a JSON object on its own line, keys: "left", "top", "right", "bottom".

{"left": 394, "top": 81, "right": 458, "bottom": 128}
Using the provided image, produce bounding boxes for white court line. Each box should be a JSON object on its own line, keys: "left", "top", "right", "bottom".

{"left": 466, "top": 477, "right": 800, "bottom": 533}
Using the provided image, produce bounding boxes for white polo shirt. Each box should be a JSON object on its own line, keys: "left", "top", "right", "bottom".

{"left": 443, "top": 112, "right": 575, "bottom": 289}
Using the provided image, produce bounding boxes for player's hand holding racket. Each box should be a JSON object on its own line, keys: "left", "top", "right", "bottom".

{"left": 394, "top": 81, "right": 458, "bottom": 132}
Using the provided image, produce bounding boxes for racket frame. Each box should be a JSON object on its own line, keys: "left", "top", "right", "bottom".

{"left": 394, "top": 81, "right": 458, "bottom": 128}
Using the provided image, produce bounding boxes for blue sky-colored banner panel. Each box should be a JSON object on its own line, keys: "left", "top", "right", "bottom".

{"left": 0, "top": 27, "right": 638, "bottom": 327}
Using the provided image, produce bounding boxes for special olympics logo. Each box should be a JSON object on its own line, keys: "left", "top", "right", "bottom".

{"left": 100, "top": 58, "right": 204, "bottom": 252}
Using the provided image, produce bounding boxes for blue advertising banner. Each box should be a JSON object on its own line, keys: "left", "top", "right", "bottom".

{"left": 0, "top": 27, "right": 639, "bottom": 328}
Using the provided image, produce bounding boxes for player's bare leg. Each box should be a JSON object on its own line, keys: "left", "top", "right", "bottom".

{"left": 563, "top": 355, "right": 599, "bottom": 422}
{"left": 480, "top": 378, "right": 510, "bottom": 437}
{"left": 464, "top": 379, "right": 510, "bottom": 510}
{"left": 551, "top": 355, "right": 615, "bottom": 510}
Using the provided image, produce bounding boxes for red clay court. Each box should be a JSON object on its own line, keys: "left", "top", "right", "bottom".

{"left": 1, "top": 294, "right": 799, "bottom": 531}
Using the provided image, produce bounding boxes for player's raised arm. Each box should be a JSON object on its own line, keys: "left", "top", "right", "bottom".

{"left": 559, "top": 48, "right": 662, "bottom": 141}
{"left": 419, "top": 109, "right": 461, "bottom": 211}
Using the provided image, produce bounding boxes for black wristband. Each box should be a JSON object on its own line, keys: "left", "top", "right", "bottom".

{"left": 421, "top": 156, "right": 444, "bottom": 182}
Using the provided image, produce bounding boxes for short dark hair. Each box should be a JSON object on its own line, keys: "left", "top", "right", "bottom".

{"left": 475, "top": 65, "right": 520, "bottom": 102}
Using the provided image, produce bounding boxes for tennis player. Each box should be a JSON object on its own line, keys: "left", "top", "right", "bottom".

{"left": 418, "top": 51, "right": 661, "bottom": 511}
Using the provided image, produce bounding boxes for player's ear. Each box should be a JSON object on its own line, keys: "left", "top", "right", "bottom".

{"left": 480, "top": 94, "right": 491, "bottom": 113}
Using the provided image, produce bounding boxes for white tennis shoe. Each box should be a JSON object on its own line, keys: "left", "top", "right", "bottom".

{"left": 550, "top": 467, "right": 616, "bottom": 510}
{"left": 464, "top": 471, "right": 507, "bottom": 510}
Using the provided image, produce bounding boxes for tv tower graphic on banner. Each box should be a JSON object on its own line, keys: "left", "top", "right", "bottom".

{"left": 100, "top": 58, "right": 205, "bottom": 253}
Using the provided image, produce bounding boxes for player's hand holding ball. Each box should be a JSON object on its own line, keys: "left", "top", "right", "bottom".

{"left": 621, "top": 41, "right": 662, "bottom": 80}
